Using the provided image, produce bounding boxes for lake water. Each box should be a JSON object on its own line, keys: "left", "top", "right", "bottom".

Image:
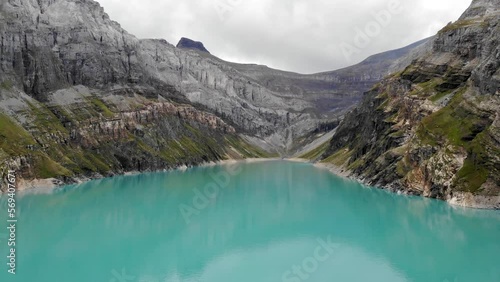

{"left": 0, "top": 161, "right": 499, "bottom": 282}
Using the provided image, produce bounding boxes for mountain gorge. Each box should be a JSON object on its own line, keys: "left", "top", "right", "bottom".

{"left": 318, "top": 0, "right": 500, "bottom": 209}
{"left": 0, "top": 0, "right": 427, "bottom": 187}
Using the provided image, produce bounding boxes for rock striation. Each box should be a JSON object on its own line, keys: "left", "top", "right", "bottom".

{"left": 320, "top": 0, "right": 500, "bottom": 209}
{"left": 0, "top": 0, "right": 275, "bottom": 186}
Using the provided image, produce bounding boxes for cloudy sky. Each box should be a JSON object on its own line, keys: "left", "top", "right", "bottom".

{"left": 95, "top": 0, "right": 472, "bottom": 74}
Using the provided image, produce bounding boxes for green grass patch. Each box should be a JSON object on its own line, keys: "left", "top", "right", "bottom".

{"left": 410, "top": 79, "right": 440, "bottom": 97}
{"left": 417, "top": 88, "right": 479, "bottom": 147}
{"left": 225, "top": 136, "right": 276, "bottom": 158}
{"left": 299, "top": 140, "right": 330, "bottom": 160}
{"left": 61, "top": 149, "right": 111, "bottom": 174}
{"left": 439, "top": 19, "right": 477, "bottom": 33}
{"left": 455, "top": 158, "right": 489, "bottom": 193}
{"left": 0, "top": 80, "right": 13, "bottom": 90}
{"left": 322, "top": 148, "right": 352, "bottom": 167}
{"left": 347, "top": 158, "right": 365, "bottom": 171}
{"left": 389, "top": 130, "right": 405, "bottom": 138}
{"left": 454, "top": 130, "right": 498, "bottom": 192}
{"left": 33, "top": 153, "right": 72, "bottom": 179}
{"left": 161, "top": 140, "right": 183, "bottom": 163}
{"left": 83, "top": 150, "right": 112, "bottom": 173}
{"left": 409, "top": 78, "right": 454, "bottom": 102}
{"left": 376, "top": 99, "right": 390, "bottom": 111}
{"left": 50, "top": 105, "right": 77, "bottom": 123}
{"left": 0, "top": 113, "right": 36, "bottom": 156}
{"left": 179, "top": 136, "right": 206, "bottom": 156}
{"left": 396, "top": 155, "right": 412, "bottom": 177}
{"left": 160, "top": 136, "right": 210, "bottom": 162}
{"left": 27, "top": 102, "right": 68, "bottom": 134}
{"left": 89, "top": 98, "right": 115, "bottom": 118}
{"left": 429, "top": 90, "right": 452, "bottom": 102}
{"left": 416, "top": 89, "right": 495, "bottom": 192}
{"left": 376, "top": 91, "right": 388, "bottom": 100}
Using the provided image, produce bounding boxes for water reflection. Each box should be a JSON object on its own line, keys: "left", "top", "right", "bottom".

{"left": 1, "top": 161, "right": 499, "bottom": 282}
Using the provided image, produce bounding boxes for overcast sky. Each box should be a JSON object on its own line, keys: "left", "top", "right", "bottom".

{"left": 95, "top": 0, "right": 472, "bottom": 74}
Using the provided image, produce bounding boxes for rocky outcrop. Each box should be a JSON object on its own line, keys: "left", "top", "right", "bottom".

{"left": 0, "top": 85, "right": 271, "bottom": 188}
{"left": 321, "top": 0, "right": 500, "bottom": 209}
{"left": 176, "top": 37, "right": 210, "bottom": 53}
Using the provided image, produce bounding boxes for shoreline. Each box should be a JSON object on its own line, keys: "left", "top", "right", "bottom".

{"left": 4, "top": 157, "right": 499, "bottom": 210}
{"left": 3, "top": 157, "right": 283, "bottom": 195}
{"left": 286, "top": 158, "right": 500, "bottom": 210}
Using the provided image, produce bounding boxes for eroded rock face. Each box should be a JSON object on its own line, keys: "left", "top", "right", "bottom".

{"left": 0, "top": 0, "right": 319, "bottom": 151}
{"left": 0, "top": 83, "right": 260, "bottom": 186}
{"left": 0, "top": 0, "right": 281, "bottom": 184}
{"left": 321, "top": 0, "right": 500, "bottom": 209}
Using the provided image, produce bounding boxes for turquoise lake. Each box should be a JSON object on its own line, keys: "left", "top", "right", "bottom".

{"left": 0, "top": 161, "right": 499, "bottom": 282}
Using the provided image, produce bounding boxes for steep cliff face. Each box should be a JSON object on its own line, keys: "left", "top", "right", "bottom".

{"left": 321, "top": 0, "right": 500, "bottom": 209}
{"left": 0, "top": 83, "right": 274, "bottom": 188}
{"left": 0, "top": 0, "right": 275, "bottom": 187}
{"left": 0, "top": 0, "right": 320, "bottom": 151}
{"left": 138, "top": 39, "right": 315, "bottom": 149}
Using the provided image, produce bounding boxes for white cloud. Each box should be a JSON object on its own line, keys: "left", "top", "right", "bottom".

{"left": 95, "top": 0, "right": 472, "bottom": 74}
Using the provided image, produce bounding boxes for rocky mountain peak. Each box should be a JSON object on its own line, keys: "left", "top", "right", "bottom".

{"left": 176, "top": 37, "right": 210, "bottom": 53}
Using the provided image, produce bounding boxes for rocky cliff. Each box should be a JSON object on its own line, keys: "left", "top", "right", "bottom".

{"left": 320, "top": 0, "right": 500, "bottom": 209}
{"left": 0, "top": 0, "right": 276, "bottom": 187}
{"left": 0, "top": 0, "right": 439, "bottom": 187}
{"left": 0, "top": 0, "right": 319, "bottom": 150}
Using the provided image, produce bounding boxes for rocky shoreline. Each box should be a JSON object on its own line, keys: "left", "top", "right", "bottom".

{"left": 287, "top": 158, "right": 500, "bottom": 210}
{"left": 2, "top": 157, "right": 282, "bottom": 194}
{"left": 3, "top": 157, "right": 499, "bottom": 210}
{"left": 316, "top": 0, "right": 500, "bottom": 211}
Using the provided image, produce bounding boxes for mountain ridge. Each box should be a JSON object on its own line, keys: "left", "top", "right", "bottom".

{"left": 0, "top": 0, "right": 435, "bottom": 188}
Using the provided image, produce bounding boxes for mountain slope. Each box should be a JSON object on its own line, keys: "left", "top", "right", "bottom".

{"left": 320, "top": 0, "right": 500, "bottom": 209}
{"left": 0, "top": 0, "right": 433, "bottom": 186}
{"left": 0, "top": 0, "right": 276, "bottom": 187}
{"left": 228, "top": 38, "right": 432, "bottom": 116}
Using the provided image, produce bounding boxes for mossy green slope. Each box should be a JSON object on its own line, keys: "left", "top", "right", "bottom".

{"left": 0, "top": 91, "right": 272, "bottom": 184}
{"left": 320, "top": 3, "right": 500, "bottom": 208}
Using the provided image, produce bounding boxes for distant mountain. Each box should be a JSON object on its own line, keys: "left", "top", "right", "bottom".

{"left": 228, "top": 37, "right": 432, "bottom": 116}
{"left": 318, "top": 0, "right": 500, "bottom": 209}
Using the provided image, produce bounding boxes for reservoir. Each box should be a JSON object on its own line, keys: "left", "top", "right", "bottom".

{"left": 0, "top": 161, "right": 499, "bottom": 282}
